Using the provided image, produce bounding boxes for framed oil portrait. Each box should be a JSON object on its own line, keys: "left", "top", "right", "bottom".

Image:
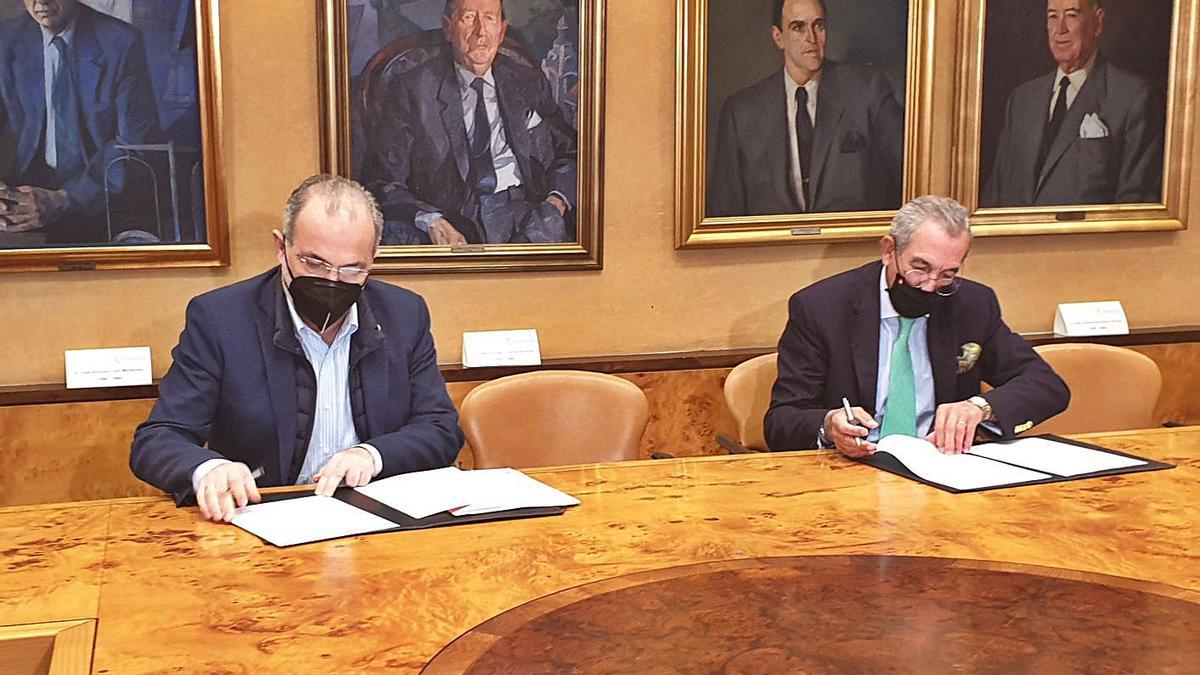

{"left": 318, "top": 0, "right": 605, "bottom": 273}
{"left": 0, "top": 0, "right": 228, "bottom": 272}
{"left": 953, "top": 0, "right": 1198, "bottom": 236}
{"left": 676, "top": 0, "right": 936, "bottom": 248}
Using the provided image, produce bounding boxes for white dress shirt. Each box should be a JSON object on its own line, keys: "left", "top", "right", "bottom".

{"left": 1049, "top": 52, "right": 1097, "bottom": 116}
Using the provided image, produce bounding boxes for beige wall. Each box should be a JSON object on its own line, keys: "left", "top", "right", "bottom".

{"left": 1, "top": 2, "right": 1197, "bottom": 386}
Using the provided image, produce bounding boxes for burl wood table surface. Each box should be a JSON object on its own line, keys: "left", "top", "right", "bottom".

{"left": 2, "top": 427, "right": 1198, "bottom": 673}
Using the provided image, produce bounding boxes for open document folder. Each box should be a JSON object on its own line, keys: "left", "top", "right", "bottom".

{"left": 859, "top": 434, "right": 1173, "bottom": 493}
{"left": 232, "top": 466, "right": 580, "bottom": 547}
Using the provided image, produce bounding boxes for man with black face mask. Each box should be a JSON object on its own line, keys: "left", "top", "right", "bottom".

{"left": 764, "top": 195, "right": 1069, "bottom": 456}
{"left": 131, "top": 174, "right": 463, "bottom": 522}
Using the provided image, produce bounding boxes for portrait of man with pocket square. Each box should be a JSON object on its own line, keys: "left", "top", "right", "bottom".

{"left": 980, "top": 0, "right": 1168, "bottom": 208}
{"left": 705, "top": 0, "right": 906, "bottom": 217}
{"left": 355, "top": 0, "right": 578, "bottom": 246}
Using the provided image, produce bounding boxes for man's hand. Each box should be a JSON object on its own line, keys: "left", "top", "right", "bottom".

{"left": 428, "top": 217, "right": 469, "bottom": 246}
{"left": 545, "top": 194, "right": 567, "bottom": 216}
{"left": 196, "top": 462, "right": 262, "bottom": 523}
{"left": 926, "top": 401, "right": 985, "bottom": 454}
{"left": 0, "top": 185, "right": 70, "bottom": 232}
{"left": 314, "top": 447, "right": 376, "bottom": 497}
{"left": 824, "top": 406, "right": 879, "bottom": 458}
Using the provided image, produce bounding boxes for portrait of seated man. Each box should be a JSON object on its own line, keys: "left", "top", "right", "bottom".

{"left": 981, "top": 0, "right": 1165, "bottom": 208}
{"left": 0, "top": 0, "right": 162, "bottom": 245}
{"left": 359, "top": 0, "right": 578, "bottom": 246}
{"left": 706, "top": 0, "right": 905, "bottom": 217}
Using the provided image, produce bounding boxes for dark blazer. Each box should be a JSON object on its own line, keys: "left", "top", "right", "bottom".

{"left": 364, "top": 53, "right": 577, "bottom": 244}
{"left": 764, "top": 261, "right": 1069, "bottom": 451}
{"left": 0, "top": 5, "right": 161, "bottom": 242}
{"left": 707, "top": 62, "right": 904, "bottom": 217}
{"left": 982, "top": 58, "right": 1162, "bottom": 207}
{"left": 130, "top": 269, "right": 464, "bottom": 500}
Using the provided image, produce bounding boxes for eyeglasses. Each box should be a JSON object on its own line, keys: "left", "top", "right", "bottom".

{"left": 294, "top": 254, "right": 370, "bottom": 283}
{"left": 899, "top": 265, "right": 962, "bottom": 297}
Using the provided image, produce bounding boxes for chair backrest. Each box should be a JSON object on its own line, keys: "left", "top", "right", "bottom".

{"left": 723, "top": 353, "right": 778, "bottom": 451}
{"left": 460, "top": 370, "right": 650, "bottom": 469}
{"left": 1032, "top": 343, "right": 1162, "bottom": 435}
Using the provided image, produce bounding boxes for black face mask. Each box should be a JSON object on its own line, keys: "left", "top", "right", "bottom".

{"left": 887, "top": 272, "right": 949, "bottom": 319}
{"left": 285, "top": 262, "right": 365, "bottom": 332}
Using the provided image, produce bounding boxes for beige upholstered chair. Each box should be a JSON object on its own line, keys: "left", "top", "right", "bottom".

{"left": 718, "top": 353, "right": 778, "bottom": 453}
{"left": 460, "top": 370, "right": 650, "bottom": 469}
{"left": 1033, "top": 343, "right": 1162, "bottom": 435}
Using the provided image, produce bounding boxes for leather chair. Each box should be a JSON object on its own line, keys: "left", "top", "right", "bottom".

{"left": 1032, "top": 343, "right": 1162, "bottom": 435}
{"left": 460, "top": 370, "right": 650, "bottom": 469}
{"left": 717, "top": 353, "right": 777, "bottom": 453}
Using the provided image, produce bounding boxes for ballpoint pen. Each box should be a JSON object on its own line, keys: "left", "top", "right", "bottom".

{"left": 841, "top": 397, "right": 863, "bottom": 448}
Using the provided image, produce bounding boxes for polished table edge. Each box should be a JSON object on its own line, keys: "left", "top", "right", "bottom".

{"left": 4, "top": 325, "right": 1198, "bottom": 406}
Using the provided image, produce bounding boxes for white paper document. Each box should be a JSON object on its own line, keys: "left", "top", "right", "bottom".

{"left": 875, "top": 435, "right": 1051, "bottom": 491}
{"left": 355, "top": 465, "right": 579, "bottom": 518}
{"left": 968, "top": 437, "right": 1146, "bottom": 477}
{"left": 450, "top": 468, "right": 581, "bottom": 516}
{"left": 232, "top": 496, "right": 396, "bottom": 547}
{"left": 354, "top": 466, "right": 473, "bottom": 519}
{"left": 64, "top": 346, "right": 152, "bottom": 389}
{"left": 461, "top": 329, "right": 542, "bottom": 367}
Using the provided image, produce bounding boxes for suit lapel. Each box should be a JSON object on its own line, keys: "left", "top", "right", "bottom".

{"left": 763, "top": 72, "right": 798, "bottom": 210}
{"left": 809, "top": 65, "right": 843, "bottom": 207}
{"left": 494, "top": 59, "right": 534, "bottom": 187}
{"left": 1037, "top": 61, "right": 1108, "bottom": 192}
{"left": 850, "top": 263, "right": 882, "bottom": 414}
{"left": 437, "top": 62, "right": 471, "bottom": 182}
{"left": 349, "top": 291, "right": 388, "bottom": 440}
{"left": 257, "top": 274, "right": 300, "bottom": 481}
{"left": 926, "top": 299, "right": 958, "bottom": 405}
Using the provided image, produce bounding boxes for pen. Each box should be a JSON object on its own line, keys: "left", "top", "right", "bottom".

{"left": 250, "top": 466, "right": 264, "bottom": 480}
{"left": 841, "top": 397, "right": 863, "bottom": 448}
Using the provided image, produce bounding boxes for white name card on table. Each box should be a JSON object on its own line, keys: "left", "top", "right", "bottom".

{"left": 64, "top": 347, "right": 152, "bottom": 389}
{"left": 462, "top": 329, "right": 541, "bottom": 368}
{"left": 1053, "top": 301, "right": 1129, "bottom": 337}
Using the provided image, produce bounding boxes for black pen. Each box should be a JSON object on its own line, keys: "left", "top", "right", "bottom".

{"left": 841, "top": 397, "right": 863, "bottom": 448}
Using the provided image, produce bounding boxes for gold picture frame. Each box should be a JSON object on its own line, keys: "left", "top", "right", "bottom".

{"left": 318, "top": 0, "right": 605, "bottom": 274}
{"left": 0, "top": 0, "right": 229, "bottom": 273}
{"left": 953, "top": 0, "right": 1197, "bottom": 236}
{"left": 675, "top": 0, "right": 937, "bottom": 249}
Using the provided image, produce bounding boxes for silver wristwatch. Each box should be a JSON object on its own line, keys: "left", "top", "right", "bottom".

{"left": 968, "top": 395, "right": 994, "bottom": 421}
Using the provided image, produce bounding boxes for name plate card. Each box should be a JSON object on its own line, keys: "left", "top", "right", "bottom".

{"left": 462, "top": 329, "right": 542, "bottom": 368}
{"left": 65, "top": 347, "right": 153, "bottom": 389}
{"left": 1053, "top": 301, "right": 1130, "bottom": 337}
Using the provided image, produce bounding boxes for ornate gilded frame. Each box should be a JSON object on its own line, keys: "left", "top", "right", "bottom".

{"left": 675, "top": 0, "right": 937, "bottom": 248}
{"left": 953, "top": 0, "right": 1197, "bottom": 236}
{"left": 0, "top": 0, "right": 228, "bottom": 273}
{"left": 317, "top": 0, "right": 605, "bottom": 273}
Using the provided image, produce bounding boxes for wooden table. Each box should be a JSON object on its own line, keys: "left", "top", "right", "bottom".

{"left": 2, "top": 427, "right": 1198, "bottom": 673}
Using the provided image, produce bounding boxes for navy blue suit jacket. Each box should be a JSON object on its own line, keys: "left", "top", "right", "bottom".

{"left": 0, "top": 5, "right": 160, "bottom": 241}
{"left": 764, "top": 261, "right": 1070, "bottom": 451}
{"left": 365, "top": 53, "right": 577, "bottom": 243}
{"left": 131, "top": 269, "right": 464, "bottom": 499}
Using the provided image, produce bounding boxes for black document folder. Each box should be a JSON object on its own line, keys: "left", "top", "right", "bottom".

{"left": 238, "top": 486, "right": 568, "bottom": 547}
{"left": 857, "top": 434, "right": 1174, "bottom": 494}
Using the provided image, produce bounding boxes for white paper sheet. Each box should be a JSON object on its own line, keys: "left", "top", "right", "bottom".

{"left": 969, "top": 437, "right": 1146, "bottom": 477}
{"left": 232, "top": 496, "right": 396, "bottom": 547}
{"left": 875, "top": 435, "right": 1051, "bottom": 491}
{"left": 354, "top": 466, "right": 472, "bottom": 519}
{"left": 450, "top": 468, "right": 581, "bottom": 516}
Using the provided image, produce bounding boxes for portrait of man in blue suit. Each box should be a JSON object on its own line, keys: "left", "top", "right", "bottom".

{"left": 0, "top": 0, "right": 164, "bottom": 245}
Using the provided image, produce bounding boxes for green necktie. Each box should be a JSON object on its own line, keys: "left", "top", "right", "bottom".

{"left": 881, "top": 317, "right": 917, "bottom": 438}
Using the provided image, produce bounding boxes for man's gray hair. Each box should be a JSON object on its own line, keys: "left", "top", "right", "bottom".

{"left": 281, "top": 174, "right": 383, "bottom": 245}
{"left": 889, "top": 195, "right": 971, "bottom": 252}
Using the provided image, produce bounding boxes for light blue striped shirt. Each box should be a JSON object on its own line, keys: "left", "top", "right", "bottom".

{"left": 283, "top": 290, "right": 364, "bottom": 485}
{"left": 872, "top": 267, "right": 936, "bottom": 441}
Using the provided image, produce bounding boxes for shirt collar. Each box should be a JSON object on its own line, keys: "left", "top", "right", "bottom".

{"left": 40, "top": 18, "right": 77, "bottom": 48}
{"left": 455, "top": 62, "right": 496, "bottom": 91}
{"left": 784, "top": 68, "right": 822, "bottom": 105}
{"left": 879, "top": 264, "right": 900, "bottom": 321}
{"left": 281, "top": 277, "right": 360, "bottom": 344}
{"left": 1055, "top": 51, "right": 1097, "bottom": 90}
